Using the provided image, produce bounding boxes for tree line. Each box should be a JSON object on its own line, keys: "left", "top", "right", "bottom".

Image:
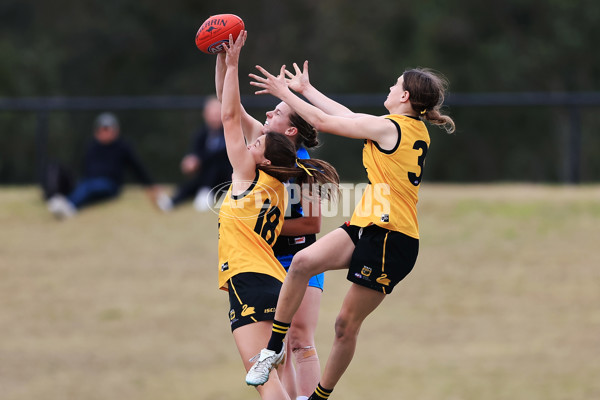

{"left": 1, "top": 0, "right": 599, "bottom": 183}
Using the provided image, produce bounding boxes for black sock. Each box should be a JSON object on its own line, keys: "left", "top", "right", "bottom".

{"left": 266, "top": 320, "right": 290, "bottom": 353}
{"left": 308, "top": 383, "right": 333, "bottom": 399}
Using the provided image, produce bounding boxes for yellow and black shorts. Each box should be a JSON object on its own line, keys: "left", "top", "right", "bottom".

{"left": 227, "top": 272, "right": 282, "bottom": 331}
{"left": 341, "top": 223, "right": 419, "bottom": 294}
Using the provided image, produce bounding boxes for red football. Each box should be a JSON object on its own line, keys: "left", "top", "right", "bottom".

{"left": 195, "top": 14, "right": 245, "bottom": 54}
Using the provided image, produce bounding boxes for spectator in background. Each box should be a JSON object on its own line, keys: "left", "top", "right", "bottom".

{"left": 47, "top": 112, "right": 158, "bottom": 219}
{"left": 156, "top": 96, "right": 232, "bottom": 212}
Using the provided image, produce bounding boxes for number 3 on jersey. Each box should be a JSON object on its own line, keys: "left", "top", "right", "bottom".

{"left": 254, "top": 198, "right": 281, "bottom": 245}
{"left": 408, "top": 140, "right": 428, "bottom": 186}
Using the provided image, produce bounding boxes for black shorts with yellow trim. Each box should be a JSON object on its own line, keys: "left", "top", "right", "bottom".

{"left": 340, "top": 223, "right": 419, "bottom": 294}
{"left": 227, "top": 272, "right": 282, "bottom": 332}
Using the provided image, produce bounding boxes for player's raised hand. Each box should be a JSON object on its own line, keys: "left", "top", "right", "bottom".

{"left": 222, "top": 30, "right": 247, "bottom": 68}
{"left": 285, "top": 60, "right": 311, "bottom": 94}
{"left": 249, "top": 65, "right": 291, "bottom": 98}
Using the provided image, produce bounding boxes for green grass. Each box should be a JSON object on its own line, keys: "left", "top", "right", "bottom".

{"left": 1, "top": 184, "right": 599, "bottom": 400}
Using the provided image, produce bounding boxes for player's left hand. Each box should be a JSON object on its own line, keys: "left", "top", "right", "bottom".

{"left": 222, "top": 30, "right": 247, "bottom": 68}
{"left": 285, "top": 61, "right": 311, "bottom": 94}
{"left": 249, "top": 64, "right": 290, "bottom": 98}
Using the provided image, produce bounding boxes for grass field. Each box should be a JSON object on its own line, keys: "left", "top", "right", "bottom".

{"left": 1, "top": 184, "right": 599, "bottom": 400}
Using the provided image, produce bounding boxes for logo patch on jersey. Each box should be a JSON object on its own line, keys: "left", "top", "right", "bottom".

{"left": 229, "top": 309, "right": 235, "bottom": 321}
{"left": 361, "top": 266, "right": 372, "bottom": 277}
{"left": 241, "top": 304, "right": 256, "bottom": 317}
{"left": 221, "top": 261, "right": 229, "bottom": 272}
{"left": 381, "top": 214, "right": 389, "bottom": 223}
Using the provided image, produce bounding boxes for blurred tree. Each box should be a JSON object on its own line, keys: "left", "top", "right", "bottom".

{"left": 0, "top": 0, "right": 599, "bottom": 183}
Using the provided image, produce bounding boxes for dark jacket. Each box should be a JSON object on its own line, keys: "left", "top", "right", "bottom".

{"left": 82, "top": 138, "right": 153, "bottom": 186}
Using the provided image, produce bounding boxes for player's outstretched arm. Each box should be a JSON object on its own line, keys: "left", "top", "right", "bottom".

{"left": 250, "top": 65, "right": 391, "bottom": 143}
{"left": 286, "top": 61, "right": 366, "bottom": 119}
{"left": 221, "top": 31, "right": 256, "bottom": 181}
{"left": 215, "top": 47, "right": 263, "bottom": 145}
{"left": 215, "top": 53, "right": 227, "bottom": 103}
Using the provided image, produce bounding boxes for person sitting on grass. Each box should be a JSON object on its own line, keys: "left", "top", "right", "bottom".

{"left": 47, "top": 112, "right": 158, "bottom": 219}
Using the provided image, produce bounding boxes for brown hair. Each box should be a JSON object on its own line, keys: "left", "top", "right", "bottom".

{"left": 402, "top": 68, "right": 456, "bottom": 134}
{"left": 260, "top": 132, "right": 339, "bottom": 200}
{"left": 289, "top": 112, "right": 319, "bottom": 149}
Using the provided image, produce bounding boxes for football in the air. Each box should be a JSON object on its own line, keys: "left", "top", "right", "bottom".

{"left": 195, "top": 14, "right": 245, "bottom": 54}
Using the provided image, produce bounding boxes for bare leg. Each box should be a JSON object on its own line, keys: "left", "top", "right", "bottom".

{"left": 274, "top": 228, "right": 354, "bottom": 325}
{"left": 320, "top": 284, "right": 386, "bottom": 390}
{"left": 246, "top": 228, "right": 355, "bottom": 389}
{"left": 233, "top": 321, "right": 291, "bottom": 400}
{"left": 279, "top": 340, "right": 297, "bottom": 399}
{"left": 289, "top": 286, "right": 322, "bottom": 397}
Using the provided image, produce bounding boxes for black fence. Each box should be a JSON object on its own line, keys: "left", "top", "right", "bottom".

{"left": 1, "top": 92, "right": 599, "bottom": 185}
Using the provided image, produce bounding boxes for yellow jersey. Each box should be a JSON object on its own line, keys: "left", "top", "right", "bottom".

{"left": 217, "top": 170, "right": 288, "bottom": 290}
{"left": 350, "top": 114, "right": 430, "bottom": 238}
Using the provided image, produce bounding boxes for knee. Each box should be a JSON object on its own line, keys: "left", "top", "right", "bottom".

{"left": 333, "top": 313, "right": 360, "bottom": 343}
{"left": 287, "top": 324, "right": 311, "bottom": 350}
{"left": 293, "top": 345, "right": 319, "bottom": 365}
{"left": 286, "top": 326, "right": 302, "bottom": 350}
{"left": 289, "top": 325, "right": 319, "bottom": 364}
{"left": 288, "top": 249, "right": 315, "bottom": 278}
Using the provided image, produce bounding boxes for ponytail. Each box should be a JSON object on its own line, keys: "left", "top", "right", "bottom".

{"left": 403, "top": 68, "right": 456, "bottom": 134}
{"left": 289, "top": 112, "right": 320, "bottom": 148}
{"left": 261, "top": 132, "right": 339, "bottom": 200}
{"left": 422, "top": 108, "right": 456, "bottom": 134}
